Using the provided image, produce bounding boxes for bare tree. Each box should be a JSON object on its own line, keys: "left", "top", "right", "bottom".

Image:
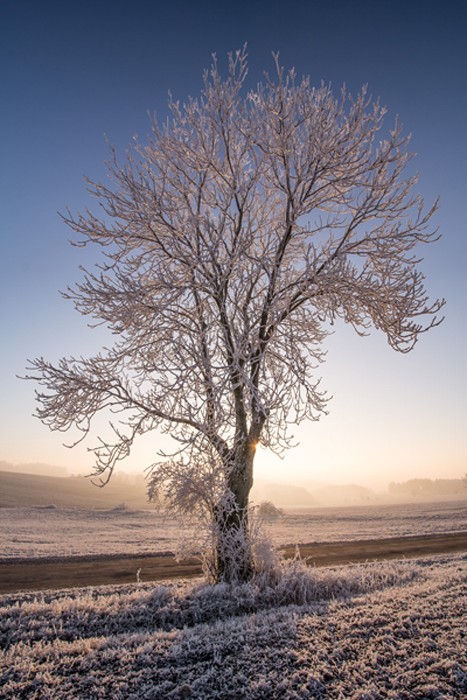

{"left": 26, "top": 49, "right": 444, "bottom": 582}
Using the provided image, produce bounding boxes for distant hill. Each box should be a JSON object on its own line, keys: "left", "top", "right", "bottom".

{"left": 252, "top": 481, "right": 380, "bottom": 507}
{"left": 388, "top": 478, "right": 466, "bottom": 499}
{"left": 251, "top": 482, "right": 317, "bottom": 507}
{"left": 2, "top": 471, "right": 376, "bottom": 510}
{"left": 311, "top": 483, "right": 378, "bottom": 506}
{"left": 2, "top": 464, "right": 464, "bottom": 510}
{"left": 0, "top": 471, "right": 150, "bottom": 509}
{"left": 0, "top": 460, "right": 68, "bottom": 477}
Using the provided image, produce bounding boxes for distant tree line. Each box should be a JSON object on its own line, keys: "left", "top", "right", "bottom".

{"left": 388, "top": 478, "right": 465, "bottom": 497}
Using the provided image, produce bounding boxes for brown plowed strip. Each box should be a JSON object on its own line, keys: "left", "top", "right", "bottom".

{"left": 0, "top": 531, "right": 465, "bottom": 594}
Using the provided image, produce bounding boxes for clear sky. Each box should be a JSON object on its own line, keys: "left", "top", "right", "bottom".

{"left": 1, "top": 0, "right": 466, "bottom": 489}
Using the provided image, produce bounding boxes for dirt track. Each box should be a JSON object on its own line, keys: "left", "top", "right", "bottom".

{"left": 1, "top": 531, "right": 466, "bottom": 594}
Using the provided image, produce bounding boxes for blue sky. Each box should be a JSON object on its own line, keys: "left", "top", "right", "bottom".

{"left": 1, "top": 0, "right": 466, "bottom": 488}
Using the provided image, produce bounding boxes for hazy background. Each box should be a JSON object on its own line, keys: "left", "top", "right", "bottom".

{"left": 1, "top": 0, "right": 466, "bottom": 491}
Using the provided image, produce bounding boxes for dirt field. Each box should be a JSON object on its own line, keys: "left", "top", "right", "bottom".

{"left": 1, "top": 531, "right": 465, "bottom": 594}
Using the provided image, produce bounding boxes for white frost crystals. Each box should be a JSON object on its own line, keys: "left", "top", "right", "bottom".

{"left": 24, "top": 47, "right": 444, "bottom": 581}
{"left": 1, "top": 555, "right": 466, "bottom": 699}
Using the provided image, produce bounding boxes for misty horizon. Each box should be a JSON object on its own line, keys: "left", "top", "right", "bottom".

{"left": 1, "top": 460, "right": 465, "bottom": 511}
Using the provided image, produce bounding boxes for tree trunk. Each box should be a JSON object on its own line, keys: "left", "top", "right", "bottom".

{"left": 214, "top": 440, "right": 256, "bottom": 583}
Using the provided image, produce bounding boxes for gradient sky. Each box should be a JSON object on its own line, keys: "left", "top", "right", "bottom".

{"left": 1, "top": 0, "right": 466, "bottom": 489}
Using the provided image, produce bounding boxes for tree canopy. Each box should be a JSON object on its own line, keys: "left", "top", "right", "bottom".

{"left": 26, "top": 49, "right": 444, "bottom": 580}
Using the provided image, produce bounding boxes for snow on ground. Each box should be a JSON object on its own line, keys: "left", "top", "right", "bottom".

{"left": 1, "top": 499, "right": 466, "bottom": 560}
{"left": 0, "top": 554, "right": 466, "bottom": 699}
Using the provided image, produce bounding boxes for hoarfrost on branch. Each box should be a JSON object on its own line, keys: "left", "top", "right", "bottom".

{"left": 25, "top": 49, "right": 444, "bottom": 580}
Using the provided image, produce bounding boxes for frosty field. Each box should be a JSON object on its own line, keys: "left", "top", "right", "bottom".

{"left": 1, "top": 554, "right": 466, "bottom": 699}
{"left": 1, "top": 499, "right": 466, "bottom": 561}
{"left": 1, "top": 500, "right": 466, "bottom": 698}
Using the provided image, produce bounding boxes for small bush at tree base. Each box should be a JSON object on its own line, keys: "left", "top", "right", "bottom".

{"left": 257, "top": 501, "right": 284, "bottom": 520}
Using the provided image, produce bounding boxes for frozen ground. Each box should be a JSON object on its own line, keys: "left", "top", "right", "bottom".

{"left": 0, "top": 554, "right": 465, "bottom": 698}
{"left": 0, "top": 499, "right": 466, "bottom": 560}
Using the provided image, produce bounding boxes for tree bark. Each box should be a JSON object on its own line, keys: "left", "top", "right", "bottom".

{"left": 214, "top": 440, "right": 256, "bottom": 583}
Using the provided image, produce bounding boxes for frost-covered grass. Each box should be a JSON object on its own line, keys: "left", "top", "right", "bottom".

{"left": 2, "top": 497, "right": 465, "bottom": 697}
{"left": 1, "top": 554, "right": 466, "bottom": 699}
{"left": 1, "top": 499, "right": 466, "bottom": 560}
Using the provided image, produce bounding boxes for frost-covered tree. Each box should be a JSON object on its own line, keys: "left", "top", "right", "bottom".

{"left": 26, "top": 49, "right": 444, "bottom": 582}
